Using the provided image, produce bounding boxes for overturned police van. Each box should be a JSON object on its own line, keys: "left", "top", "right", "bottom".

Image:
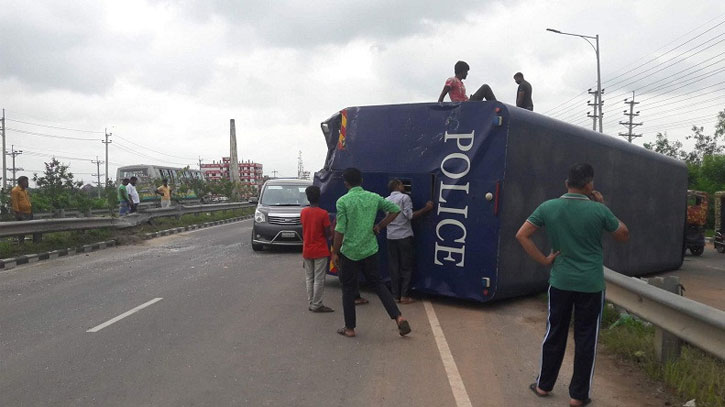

{"left": 314, "top": 102, "right": 688, "bottom": 302}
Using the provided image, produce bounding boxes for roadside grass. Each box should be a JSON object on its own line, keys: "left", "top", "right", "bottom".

{"left": 0, "top": 208, "right": 253, "bottom": 259}
{"left": 600, "top": 303, "right": 725, "bottom": 407}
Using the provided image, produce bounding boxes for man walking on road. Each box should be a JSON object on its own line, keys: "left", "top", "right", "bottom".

{"left": 514, "top": 72, "right": 534, "bottom": 111}
{"left": 331, "top": 168, "right": 411, "bottom": 338}
{"left": 385, "top": 179, "right": 433, "bottom": 304}
{"left": 127, "top": 176, "right": 141, "bottom": 213}
{"left": 516, "top": 163, "right": 629, "bottom": 407}
{"left": 11, "top": 176, "right": 39, "bottom": 244}
{"left": 118, "top": 178, "right": 132, "bottom": 216}
{"left": 155, "top": 178, "right": 172, "bottom": 208}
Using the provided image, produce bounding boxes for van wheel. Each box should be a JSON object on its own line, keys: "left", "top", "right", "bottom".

{"left": 690, "top": 246, "right": 704, "bottom": 256}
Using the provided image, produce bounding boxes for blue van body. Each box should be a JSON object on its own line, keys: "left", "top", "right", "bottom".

{"left": 315, "top": 102, "right": 688, "bottom": 302}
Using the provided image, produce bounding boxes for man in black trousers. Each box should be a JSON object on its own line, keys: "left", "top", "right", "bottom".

{"left": 515, "top": 163, "right": 629, "bottom": 407}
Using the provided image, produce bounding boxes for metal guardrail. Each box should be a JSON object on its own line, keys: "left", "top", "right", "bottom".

{"left": 0, "top": 202, "right": 254, "bottom": 238}
{"left": 604, "top": 267, "right": 725, "bottom": 360}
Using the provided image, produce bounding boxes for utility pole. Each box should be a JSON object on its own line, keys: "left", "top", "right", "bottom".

{"left": 1, "top": 109, "right": 6, "bottom": 191}
{"left": 91, "top": 156, "right": 104, "bottom": 198}
{"left": 8, "top": 145, "right": 23, "bottom": 186}
{"left": 272, "top": 170, "right": 278, "bottom": 178}
{"left": 618, "top": 91, "right": 643, "bottom": 143}
{"left": 587, "top": 89, "right": 598, "bottom": 131}
{"left": 198, "top": 156, "right": 203, "bottom": 171}
{"left": 102, "top": 128, "right": 112, "bottom": 187}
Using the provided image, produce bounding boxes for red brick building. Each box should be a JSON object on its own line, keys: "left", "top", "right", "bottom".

{"left": 201, "top": 158, "right": 264, "bottom": 190}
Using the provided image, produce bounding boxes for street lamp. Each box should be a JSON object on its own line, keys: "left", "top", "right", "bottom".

{"left": 547, "top": 28, "right": 603, "bottom": 133}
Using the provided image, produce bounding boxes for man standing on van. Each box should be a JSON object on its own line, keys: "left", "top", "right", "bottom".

{"left": 331, "top": 168, "right": 411, "bottom": 338}
{"left": 514, "top": 72, "right": 534, "bottom": 111}
{"left": 515, "top": 163, "right": 629, "bottom": 407}
{"left": 385, "top": 179, "right": 433, "bottom": 304}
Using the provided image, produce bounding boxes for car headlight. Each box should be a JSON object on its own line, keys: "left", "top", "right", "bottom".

{"left": 254, "top": 209, "right": 266, "bottom": 223}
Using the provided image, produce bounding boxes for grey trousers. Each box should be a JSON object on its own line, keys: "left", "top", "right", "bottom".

{"left": 304, "top": 257, "right": 328, "bottom": 310}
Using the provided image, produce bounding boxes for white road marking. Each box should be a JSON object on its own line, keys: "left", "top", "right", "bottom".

{"left": 87, "top": 298, "right": 163, "bottom": 333}
{"left": 423, "top": 300, "right": 473, "bottom": 407}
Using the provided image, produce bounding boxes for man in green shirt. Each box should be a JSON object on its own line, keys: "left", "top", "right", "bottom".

{"left": 331, "top": 168, "right": 411, "bottom": 338}
{"left": 117, "top": 178, "right": 132, "bottom": 216}
{"left": 516, "top": 163, "right": 629, "bottom": 407}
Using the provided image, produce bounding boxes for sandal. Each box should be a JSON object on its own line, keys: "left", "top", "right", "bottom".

{"left": 529, "top": 383, "right": 548, "bottom": 397}
{"left": 336, "top": 327, "right": 355, "bottom": 337}
{"left": 570, "top": 398, "right": 592, "bottom": 407}
{"left": 354, "top": 297, "right": 369, "bottom": 305}
{"left": 397, "top": 320, "right": 411, "bottom": 336}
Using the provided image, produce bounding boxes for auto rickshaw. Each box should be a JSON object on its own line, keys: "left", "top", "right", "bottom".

{"left": 713, "top": 191, "right": 725, "bottom": 253}
{"left": 685, "top": 190, "right": 708, "bottom": 256}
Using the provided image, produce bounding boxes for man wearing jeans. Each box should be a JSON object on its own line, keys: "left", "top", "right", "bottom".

{"left": 331, "top": 168, "right": 411, "bottom": 338}
{"left": 516, "top": 163, "right": 629, "bottom": 407}
{"left": 385, "top": 179, "right": 433, "bottom": 304}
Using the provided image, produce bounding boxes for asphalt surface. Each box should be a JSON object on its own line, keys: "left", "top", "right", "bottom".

{"left": 662, "top": 246, "right": 725, "bottom": 310}
{"left": 0, "top": 220, "right": 696, "bottom": 406}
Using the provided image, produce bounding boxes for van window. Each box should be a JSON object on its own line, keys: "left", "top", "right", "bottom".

{"left": 261, "top": 185, "right": 310, "bottom": 206}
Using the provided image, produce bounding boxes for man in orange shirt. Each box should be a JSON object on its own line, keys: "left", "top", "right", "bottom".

{"left": 11, "top": 176, "right": 39, "bottom": 243}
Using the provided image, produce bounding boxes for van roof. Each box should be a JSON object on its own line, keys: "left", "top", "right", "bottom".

{"left": 263, "top": 178, "right": 312, "bottom": 187}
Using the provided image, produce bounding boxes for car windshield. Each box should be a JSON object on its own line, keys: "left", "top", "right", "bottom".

{"left": 260, "top": 185, "right": 310, "bottom": 206}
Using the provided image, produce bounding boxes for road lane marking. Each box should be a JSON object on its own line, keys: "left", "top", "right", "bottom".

{"left": 423, "top": 300, "right": 473, "bottom": 407}
{"left": 87, "top": 298, "right": 163, "bottom": 333}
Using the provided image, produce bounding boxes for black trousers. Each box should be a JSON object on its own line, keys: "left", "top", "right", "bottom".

{"left": 537, "top": 286, "right": 604, "bottom": 401}
{"left": 470, "top": 84, "right": 497, "bottom": 101}
{"left": 339, "top": 253, "right": 401, "bottom": 330}
{"left": 388, "top": 237, "right": 415, "bottom": 298}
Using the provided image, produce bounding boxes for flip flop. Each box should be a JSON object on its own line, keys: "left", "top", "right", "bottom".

{"left": 336, "top": 328, "right": 355, "bottom": 337}
{"left": 529, "top": 383, "right": 548, "bottom": 397}
{"left": 397, "top": 320, "right": 411, "bottom": 336}
{"left": 354, "top": 297, "right": 369, "bottom": 305}
{"left": 570, "top": 398, "right": 592, "bottom": 407}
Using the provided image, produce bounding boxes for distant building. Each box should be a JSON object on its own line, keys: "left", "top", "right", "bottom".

{"left": 201, "top": 158, "right": 264, "bottom": 190}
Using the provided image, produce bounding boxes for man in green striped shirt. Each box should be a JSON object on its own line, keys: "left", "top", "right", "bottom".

{"left": 331, "top": 168, "right": 411, "bottom": 338}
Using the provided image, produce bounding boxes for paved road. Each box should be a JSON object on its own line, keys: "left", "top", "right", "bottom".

{"left": 0, "top": 221, "right": 678, "bottom": 406}
{"left": 661, "top": 246, "right": 725, "bottom": 310}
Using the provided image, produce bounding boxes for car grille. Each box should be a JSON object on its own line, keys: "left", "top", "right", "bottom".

{"left": 268, "top": 216, "right": 301, "bottom": 226}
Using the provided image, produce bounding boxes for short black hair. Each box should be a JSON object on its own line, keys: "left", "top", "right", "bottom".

{"left": 567, "top": 163, "right": 594, "bottom": 189}
{"left": 454, "top": 61, "right": 470, "bottom": 75}
{"left": 130, "top": 176, "right": 138, "bottom": 181}
{"left": 162, "top": 178, "right": 168, "bottom": 183}
{"left": 122, "top": 178, "right": 130, "bottom": 183}
{"left": 514, "top": 72, "right": 524, "bottom": 79}
{"left": 18, "top": 175, "right": 28, "bottom": 183}
{"left": 305, "top": 185, "right": 321, "bottom": 204}
{"left": 388, "top": 179, "right": 402, "bottom": 192}
{"left": 342, "top": 168, "right": 362, "bottom": 187}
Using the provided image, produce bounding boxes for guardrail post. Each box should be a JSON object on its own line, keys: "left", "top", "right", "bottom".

{"left": 648, "top": 276, "right": 683, "bottom": 363}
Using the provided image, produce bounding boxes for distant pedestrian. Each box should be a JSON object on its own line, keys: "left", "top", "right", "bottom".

{"left": 155, "top": 178, "right": 172, "bottom": 208}
{"left": 11, "top": 176, "right": 39, "bottom": 243}
{"left": 331, "top": 168, "right": 411, "bottom": 338}
{"left": 118, "top": 178, "right": 132, "bottom": 216}
{"left": 438, "top": 60, "right": 497, "bottom": 103}
{"left": 127, "top": 176, "right": 140, "bottom": 213}
{"left": 514, "top": 72, "right": 534, "bottom": 111}
{"left": 300, "top": 185, "right": 334, "bottom": 313}
{"left": 385, "top": 179, "right": 433, "bottom": 304}
{"left": 516, "top": 163, "right": 629, "bottom": 407}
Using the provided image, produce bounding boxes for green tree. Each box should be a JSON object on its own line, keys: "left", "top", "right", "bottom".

{"left": 643, "top": 132, "right": 687, "bottom": 160}
{"left": 32, "top": 158, "right": 83, "bottom": 210}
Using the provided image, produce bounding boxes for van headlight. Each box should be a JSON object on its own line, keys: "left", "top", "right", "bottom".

{"left": 254, "top": 209, "right": 266, "bottom": 223}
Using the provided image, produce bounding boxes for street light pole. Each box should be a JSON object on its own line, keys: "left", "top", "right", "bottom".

{"left": 547, "top": 28, "right": 603, "bottom": 133}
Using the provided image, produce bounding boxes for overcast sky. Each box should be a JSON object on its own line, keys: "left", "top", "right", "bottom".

{"left": 2, "top": 0, "right": 724, "bottom": 186}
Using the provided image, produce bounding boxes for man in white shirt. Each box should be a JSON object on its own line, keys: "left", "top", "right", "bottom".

{"left": 127, "top": 176, "right": 141, "bottom": 213}
{"left": 385, "top": 179, "right": 433, "bottom": 304}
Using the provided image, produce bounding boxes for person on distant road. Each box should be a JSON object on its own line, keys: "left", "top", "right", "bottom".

{"left": 331, "top": 167, "right": 411, "bottom": 338}
{"left": 300, "top": 185, "right": 334, "bottom": 313}
{"left": 118, "top": 178, "right": 132, "bottom": 216}
{"left": 11, "top": 176, "right": 39, "bottom": 243}
{"left": 515, "top": 163, "right": 629, "bottom": 407}
{"left": 385, "top": 179, "right": 433, "bottom": 304}
{"left": 127, "top": 176, "right": 140, "bottom": 213}
{"left": 155, "top": 178, "right": 172, "bottom": 208}
{"left": 514, "top": 72, "right": 534, "bottom": 111}
{"left": 438, "top": 60, "right": 497, "bottom": 103}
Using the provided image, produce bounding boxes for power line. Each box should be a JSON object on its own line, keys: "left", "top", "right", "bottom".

{"left": 113, "top": 134, "right": 197, "bottom": 161}
{"left": 5, "top": 118, "right": 104, "bottom": 134}
{"left": 6, "top": 127, "right": 99, "bottom": 141}
{"left": 113, "top": 141, "right": 191, "bottom": 167}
